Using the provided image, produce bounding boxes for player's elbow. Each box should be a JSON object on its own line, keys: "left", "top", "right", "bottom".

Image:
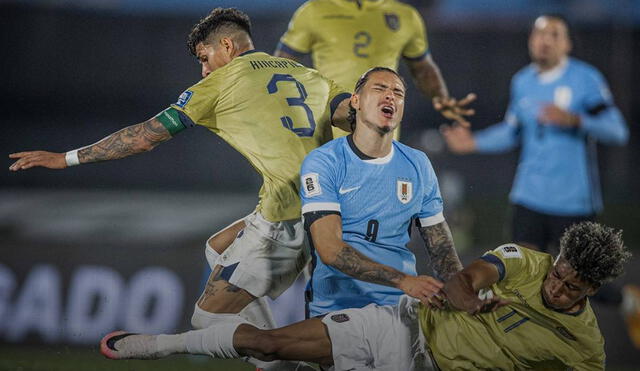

{"left": 316, "top": 245, "right": 340, "bottom": 266}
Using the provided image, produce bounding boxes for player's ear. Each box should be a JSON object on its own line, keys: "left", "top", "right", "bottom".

{"left": 220, "top": 37, "right": 235, "bottom": 58}
{"left": 586, "top": 285, "right": 598, "bottom": 297}
{"left": 350, "top": 93, "right": 360, "bottom": 111}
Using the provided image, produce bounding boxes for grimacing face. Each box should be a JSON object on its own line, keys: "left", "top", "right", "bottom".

{"left": 351, "top": 71, "right": 406, "bottom": 134}
{"left": 541, "top": 257, "right": 597, "bottom": 312}
{"left": 528, "top": 16, "right": 571, "bottom": 69}
{"left": 195, "top": 40, "right": 231, "bottom": 78}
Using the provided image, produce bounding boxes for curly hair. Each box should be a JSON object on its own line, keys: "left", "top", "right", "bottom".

{"left": 559, "top": 221, "right": 630, "bottom": 288}
{"left": 187, "top": 8, "right": 252, "bottom": 56}
{"left": 347, "top": 67, "right": 406, "bottom": 130}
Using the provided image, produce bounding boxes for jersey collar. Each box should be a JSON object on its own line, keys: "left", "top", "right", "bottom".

{"left": 239, "top": 49, "right": 259, "bottom": 57}
{"left": 346, "top": 135, "right": 394, "bottom": 164}
{"left": 535, "top": 57, "right": 569, "bottom": 84}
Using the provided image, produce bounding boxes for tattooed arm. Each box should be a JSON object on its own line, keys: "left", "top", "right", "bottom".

{"left": 419, "top": 221, "right": 463, "bottom": 281}
{"left": 310, "top": 214, "right": 443, "bottom": 303}
{"left": 9, "top": 118, "right": 171, "bottom": 171}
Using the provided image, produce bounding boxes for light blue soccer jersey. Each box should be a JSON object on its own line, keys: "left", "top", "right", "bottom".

{"left": 300, "top": 135, "right": 444, "bottom": 317}
{"left": 474, "top": 57, "right": 628, "bottom": 216}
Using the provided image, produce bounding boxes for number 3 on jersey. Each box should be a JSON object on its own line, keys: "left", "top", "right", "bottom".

{"left": 267, "top": 74, "right": 317, "bottom": 137}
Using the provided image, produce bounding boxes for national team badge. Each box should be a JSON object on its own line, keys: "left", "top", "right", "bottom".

{"left": 175, "top": 90, "right": 193, "bottom": 108}
{"left": 384, "top": 13, "right": 400, "bottom": 31}
{"left": 397, "top": 180, "right": 412, "bottom": 204}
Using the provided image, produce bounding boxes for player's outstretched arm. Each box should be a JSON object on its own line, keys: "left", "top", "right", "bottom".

{"left": 310, "top": 214, "right": 443, "bottom": 304}
{"left": 418, "top": 221, "right": 463, "bottom": 281}
{"left": 9, "top": 118, "right": 171, "bottom": 171}
{"left": 405, "top": 56, "right": 476, "bottom": 125}
{"left": 443, "top": 259, "right": 509, "bottom": 315}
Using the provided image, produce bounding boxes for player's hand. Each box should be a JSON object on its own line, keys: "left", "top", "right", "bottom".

{"left": 398, "top": 275, "right": 444, "bottom": 306}
{"left": 440, "top": 122, "right": 476, "bottom": 154}
{"left": 9, "top": 151, "right": 67, "bottom": 171}
{"left": 433, "top": 93, "right": 476, "bottom": 127}
{"left": 538, "top": 104, "right": 580, "bottom": 127}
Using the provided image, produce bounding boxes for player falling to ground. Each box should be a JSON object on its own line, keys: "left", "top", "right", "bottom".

{"left": 299, "top": 67, "right": 462, "bottom": 317}
{"left": 102, "top": 221, "right": 629, "bottom": 371}
{"left": 439, "top": 14, "right": 640, "bottom": 348}
{"left": 9, "top": 7, "right": 355, "bottom": 371}
{"left": 275, "top": 0, "right": 476, "bottom": 139}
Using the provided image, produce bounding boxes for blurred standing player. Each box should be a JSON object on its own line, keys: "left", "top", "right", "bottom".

{"left": 102, "top": 221, "right": 629, "bottom": 371}
{"left": 299, "top": 67, "right": 462, "bottom": 317}
{"left": 9, "top": 8, "right": 353, "bottom": 370}
{"left": 442, "top": 15, "right": 628, "bottom": 252}
{"left": 275, "top": 0, "right": 476, "bottom": 139}
{"left": 440, "top": 14, "right": 640, "bottom": 347}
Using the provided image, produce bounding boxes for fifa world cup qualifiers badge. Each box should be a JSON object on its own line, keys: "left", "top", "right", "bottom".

{"left": 176, "top": 90, "right": 193, "bottom": 108}
{"left": 302, "top": 173, "right": 322, "bottom": 197}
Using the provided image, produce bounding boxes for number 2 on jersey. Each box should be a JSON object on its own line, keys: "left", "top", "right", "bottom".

{"left": 353, "top": 31, "right": 372, "bottom": 58}
{"left": 267, "top": 74, "right": 316, "bottom": 137}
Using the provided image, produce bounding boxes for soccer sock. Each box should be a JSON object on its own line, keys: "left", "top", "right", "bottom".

{"left": 184, "top": 317, "right": 248, "bottom": 358}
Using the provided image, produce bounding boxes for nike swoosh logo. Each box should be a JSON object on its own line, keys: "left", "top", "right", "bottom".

{"left": 339, "top": 186, "right": 360, "bottom": 194}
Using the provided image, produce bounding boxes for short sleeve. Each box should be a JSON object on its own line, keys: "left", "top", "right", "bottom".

{"left": 170, "top": 74, "right": 221, "bottom": 129}
{"left": 325, "top": 77, "right": 351, "bottom": 119}
{"left": 300, "top": 150, "right": 341, "bottom": 214}
{"left": 417, "top": 154, "right": 444, "bottom": 226}
{"left": 401, "top": 7, "right": 429, "bottom": 61}
{"left": 480, "top": 244, "right": 527, "bottom": 282}
{"left": 278, "top": 2, "right": 314, "bottom": 56}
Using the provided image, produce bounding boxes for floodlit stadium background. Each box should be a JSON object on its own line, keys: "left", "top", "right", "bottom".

{"left": 2, "top": 0, "right": 639, "bottom": 369}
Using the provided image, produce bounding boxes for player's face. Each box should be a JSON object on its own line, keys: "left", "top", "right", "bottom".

{"left": 352, "top": 71, "right": 405, "bottom": 134}
{"left": 195, "top": 41, "right": 229, "bottom": 78}
{"left": 541, "top": 258, "right": 596, "bottom": 312}
{"left": 528, "top": 17, "right": 571, "bottom": 69}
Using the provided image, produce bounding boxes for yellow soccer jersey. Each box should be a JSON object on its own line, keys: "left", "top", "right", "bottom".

{"left": 419, "top": 245, "right": 605, "bottom": 370}
{"left": 170, "top": 51, "right": 350, "bottom": 222}
{"left": 279, "top": 0, "right": 428, "bottom": 138}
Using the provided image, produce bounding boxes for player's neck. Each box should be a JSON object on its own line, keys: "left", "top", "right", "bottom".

{"left": 352, "top": 126, "right": 393, "bottom": 158}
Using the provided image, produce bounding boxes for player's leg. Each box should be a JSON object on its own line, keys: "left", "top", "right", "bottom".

{"left": 510, "top": 203, "right": 546, "bottom": 251}
{"left": 100, "top": 316, "right": 333, "bottom": 365}
{"left": 192, "top": 211, "right": 310, "bottom": 370}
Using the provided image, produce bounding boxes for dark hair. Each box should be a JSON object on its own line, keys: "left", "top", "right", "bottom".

{"left": 559, "top": 222, "right": 630, "bottom": 288}
{"left": 187, "top": 8, "right": 252, "bottom": 56}
{"left": 348, "top": 67, "right": 406, "bottom": 129}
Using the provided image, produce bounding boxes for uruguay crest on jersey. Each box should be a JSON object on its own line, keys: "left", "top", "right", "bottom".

{"left": 397, "top": 179, "right": 412, "bottom": 204}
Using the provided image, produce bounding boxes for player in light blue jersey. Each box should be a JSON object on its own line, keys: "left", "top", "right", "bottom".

{"left": 442, "top": 15, "right": 628, "bottom": 252}
{"left": 300, "top": 67, "right": 463, "bottom": 316}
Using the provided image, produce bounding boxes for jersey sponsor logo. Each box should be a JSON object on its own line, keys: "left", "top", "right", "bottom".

{"left": 330, "top": 313, "right": 350, "bottom": 323}
{"left": 176, "top": 90, "right": 193, "bottom": 108}
{"left": 553, "top": 86, "right": 572, "bottom": 110}
{"left": 397, "top": 179, "right": 413, "bottom": 204}
{"left": 338, "top": 186, "right": 360, "bottom": 195}
{"left": 384, "top": 13, "right": 400, "bottom": 31}
{"left": 500, "top": 244, "right": 522, "bottom": 259}
{"left": 302, "top": 173, "right": 321, "bottom": 197}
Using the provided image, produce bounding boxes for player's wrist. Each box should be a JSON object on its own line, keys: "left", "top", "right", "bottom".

{"left": 65, "top": 150, "right": 80, "bottom": 167}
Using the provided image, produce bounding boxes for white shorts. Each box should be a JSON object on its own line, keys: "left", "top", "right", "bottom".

{"left": 213, "top": 211, "right": 310, "bottom": 300}
{"left": 322, "top": 296, "right": 435, "bottom": 371}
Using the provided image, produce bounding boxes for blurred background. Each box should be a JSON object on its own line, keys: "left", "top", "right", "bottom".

{"left": 2, "top": 0, "right": 639, "bottom": 369}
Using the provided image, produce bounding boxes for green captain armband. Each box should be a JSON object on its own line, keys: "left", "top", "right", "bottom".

{"left": 156, "top": 107, "right": 187, "bottom": 136}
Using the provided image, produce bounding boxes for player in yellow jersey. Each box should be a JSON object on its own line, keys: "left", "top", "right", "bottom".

{"left": 102, "top": 221, "right": 629, "bottom": 371}
{"left": 275, "top": 0, "right": 476, "bottom": 139}
{"left": 9, "top": 8, "right": 352, "bottom": 371}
